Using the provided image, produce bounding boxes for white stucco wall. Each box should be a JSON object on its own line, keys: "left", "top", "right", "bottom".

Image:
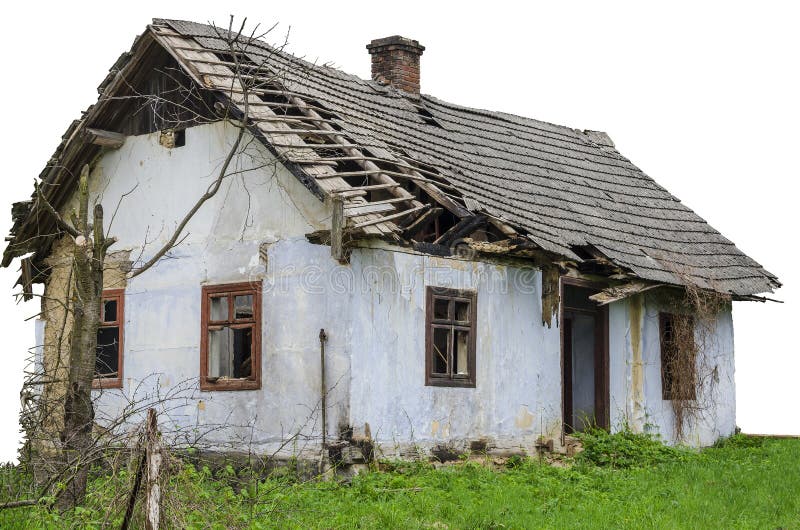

{"left": 87, "top": 122, "right": 348, "bottom": 455}
{"left": 346, "top": 249, "right": 562, "bottom": 455}
{"left": 71, "top": 121, "right": 737, "bottom": 456}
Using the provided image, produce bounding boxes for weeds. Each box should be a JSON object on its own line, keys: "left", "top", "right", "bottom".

{"left": 1, "top": 436, "right": 798, "bottom": 529}
{"left": 575, "top": 428, "right": 689, "bottom": 468}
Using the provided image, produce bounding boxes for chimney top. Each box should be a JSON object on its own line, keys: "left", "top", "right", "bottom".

{"left": 367, "top": 36, "right": 425, "bottom": 96}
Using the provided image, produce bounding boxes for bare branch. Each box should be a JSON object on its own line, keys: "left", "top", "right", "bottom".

{"left": 34, "top": 181, "right": 79, "bottom": 239}
{"left": 107, "top": 182, "right": 139, "bottom": 234}
{"left": 0, "top": 499, "right": 38, "bottom": 510}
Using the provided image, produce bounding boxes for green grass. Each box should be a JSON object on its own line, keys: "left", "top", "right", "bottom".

{"left": 2, "top": 434, "right": 799, "bottom": 529}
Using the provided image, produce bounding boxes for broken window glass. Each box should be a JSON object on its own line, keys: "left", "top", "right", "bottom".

{"left": 210, "top": 296, "right": 228, "bottom": 321}
{"left": 454, "top": 301, "right": 470, "bottom": 323}
{"left": 102, "top": 299, "right": 117, "bottom": 323}
{"left": 232, "top": 328, "right": 253, "bottom": 378}
{"left": 433, "top": 297, "right": 450, "bottom": 320}
{"left": 432, "top": 327, "right": 450, "bottom": 375}
{"left": 96, "top": 327, "right": 120, "bottom": 378}
{"left": 234, "top": 295, "right": 254, "bottom": 319}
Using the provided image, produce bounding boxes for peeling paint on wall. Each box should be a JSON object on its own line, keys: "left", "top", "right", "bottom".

{"left": 430, "top": 420, "right": 439, "bottom": 437}
{"left": 515, "top": 406, "right": 535, "bottom": 430}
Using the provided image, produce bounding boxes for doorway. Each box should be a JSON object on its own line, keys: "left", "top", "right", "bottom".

{"left": 561, "top": 280, "right": 609, "bottom": 433}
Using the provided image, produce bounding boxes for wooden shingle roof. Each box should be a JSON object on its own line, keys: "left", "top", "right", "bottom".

{"left": 155, "top": 19, "right": 777, "bottom": 296}
{"left": 3, "top": 19, "right": 780, "bottom": 298}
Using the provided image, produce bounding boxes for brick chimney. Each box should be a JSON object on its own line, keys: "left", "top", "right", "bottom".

{"left": 367, "top": 36, "right": 425, "bottom": 96}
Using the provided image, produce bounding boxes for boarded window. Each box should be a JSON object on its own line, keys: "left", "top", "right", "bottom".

{"left": 659, "top": 313, "right": 697, "bottom": 400}
{"left": 94, "top": 289, "right": 124, "bottom": 389}
{"left": 425, "top": 287, "right": 477, "bottom": 388}
{"left": 201, "top": 282, "right": 262, "bottom": 391}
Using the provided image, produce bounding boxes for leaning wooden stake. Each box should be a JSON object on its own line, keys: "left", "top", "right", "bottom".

{"left": 144, "top": 409, "right": 162, "bottom": 530}
{"left": 120, "top": 409, "right": 161, "bottom": 530}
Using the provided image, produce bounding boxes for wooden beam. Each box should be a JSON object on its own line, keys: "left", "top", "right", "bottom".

{"left": 403, "top": 207, "right": 443, "bottom": 238}
{"left": 395, "top": 164, "right": 471, "bottom": 218}
{"left": 20, "top": 257, "right": 33, "bottom": 301}
{"left": 342, "top": 202, "right": 396, "bottom": 217}
{"left": 330, "top": 183, "right": 400, "bottom": 194}
{"left": 331, "top": 195, "right": 345, "bottom": 262}
{"left": 433, "top": 215, "right": 487, "bottom": 247}
{"left": 315, "top": 169, "right": 458, "bottom": 189}
{"left": 350, "top": 204, "right": 429, "bottom": 230}
{"left": 83, "top": 128, "right": 126, "bottom": 149}
{"left": 344, "top": 196, "right": 411, "bottom": 209}
{"left": 589, "top": 282, "right": 664, "bottom": 305}
{"left": 487, "top": 216, "right": 518, "bottom": 238}
{"left": 281, "top": 94, "right": 424, "bottom": 209}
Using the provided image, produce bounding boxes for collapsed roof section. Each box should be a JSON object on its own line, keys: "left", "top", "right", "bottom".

{"left": 2, "top": 18, "right": 780, "bottom": 299}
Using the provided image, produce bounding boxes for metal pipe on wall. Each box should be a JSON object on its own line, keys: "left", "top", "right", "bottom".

{"left": 319, "top": 328, "right": 328, "bottom": 448}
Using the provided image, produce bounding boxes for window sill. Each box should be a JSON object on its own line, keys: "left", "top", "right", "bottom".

{"left": 200, "top": 378, "right": 260, "bottom": 391}
{"left": 426, "top": 377, "right": 476, "bottom": 389}
{"left": 92, "top": 378, "right": 122, "bottom": 390}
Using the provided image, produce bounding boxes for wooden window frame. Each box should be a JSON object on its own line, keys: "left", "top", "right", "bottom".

{"left": 93, "top": 289, "right": 124, "bottom": 389}
{"left": 659, "top": 312, "right": 697, "bottom": 401}
{"left": 425, "top": 286, "right": 477, "bottom": 388}
{"left": 200, "top": 281, "right": 262, "bottom": 391}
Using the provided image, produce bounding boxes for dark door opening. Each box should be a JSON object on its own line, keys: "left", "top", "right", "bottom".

{"left": 562, "top": 281, "right": 609, "bottom": 433}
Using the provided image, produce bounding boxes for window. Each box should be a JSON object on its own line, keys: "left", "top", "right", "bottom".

{"left": 93, "top": 289, "right": 124, "bottom": 389}
{"left": 425, "top": 287, "right": 477, "bottom": 387}
{"left": 200, "top": 281, "right": 262, "bottom": 391}
{"left": 659, "top": 313, "right": 697, "bottom": 400}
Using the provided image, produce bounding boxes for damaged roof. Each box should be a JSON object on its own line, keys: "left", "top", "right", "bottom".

{"left": 2, "top": 18, "right": 780, "bottom": 298}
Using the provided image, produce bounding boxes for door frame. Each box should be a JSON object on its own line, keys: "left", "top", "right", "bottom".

{"left": 560, "top": 277, "right": 610, "bottom": 434}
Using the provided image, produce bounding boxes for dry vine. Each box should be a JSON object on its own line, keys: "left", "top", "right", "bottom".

{"left": 659, "top": 273, "right": 731, "bottom": 441}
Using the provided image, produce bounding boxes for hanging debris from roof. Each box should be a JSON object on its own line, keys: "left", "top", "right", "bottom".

{"left": 541, "top": 265, "right": 560, "bottom": 328}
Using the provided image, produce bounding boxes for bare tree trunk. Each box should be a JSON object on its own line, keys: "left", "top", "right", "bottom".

{"left": 56, "top": 166, "right": 111, "bottom": 511}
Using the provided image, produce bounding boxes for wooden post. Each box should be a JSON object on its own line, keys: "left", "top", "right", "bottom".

{"left": 121, "top": 409, "right": 159, "bottom": 530}
{"left": 331, "top": 194, "right": 345, "bottom": 262}
{"left": 121, "top": 446, "right": 145, "bottom": 530}
{"left": 144, "top": 409, "right": 162, "bottom": 530}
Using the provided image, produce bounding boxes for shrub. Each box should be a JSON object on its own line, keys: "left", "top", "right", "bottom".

{"left": 712, "top": 433, "right": 765, "bottom": 450}
{"left": 505, "top": 454, "right": 526, "bottom": 469}
{"left": 575, "top": 428, "right": 688, "bottom": 469}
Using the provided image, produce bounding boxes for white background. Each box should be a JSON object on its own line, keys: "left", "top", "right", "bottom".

{"left": 0, "top": 1, "right": 796, "bottom": 462}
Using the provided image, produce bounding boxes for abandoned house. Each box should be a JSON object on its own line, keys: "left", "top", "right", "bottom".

{"left": 3, "top": 19, "right": 780, "bottom": 460}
